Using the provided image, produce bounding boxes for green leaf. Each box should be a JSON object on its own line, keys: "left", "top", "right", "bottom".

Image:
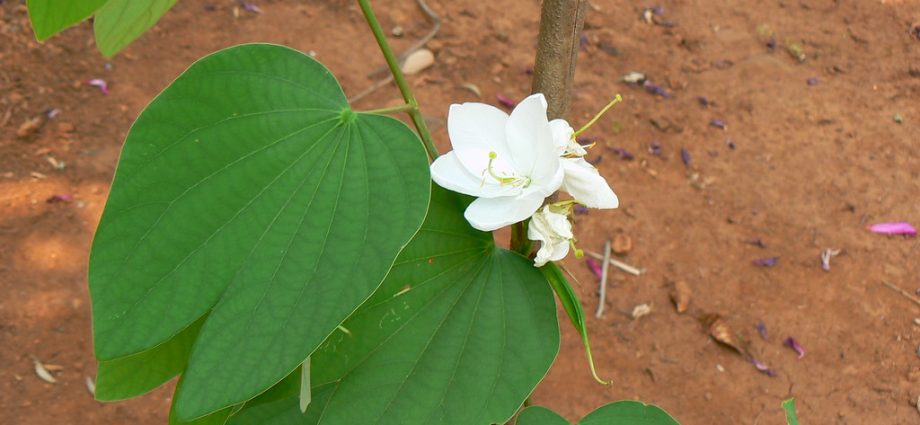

{"left": 540, "top": 262, "right": 606, "bottom": 385}
{"left": 300, "top": 186, "right": 560, "bottom": 425}
{"left": 95, "top": 315, "right": 205, "bottom": 401}
{"left": 168, "top": 376, "right": 236, "bottom": 425}
{"left": 227, "top": 384, "right": 336, "bottom": 425}
{"left": 518, "top": 401, "right": 681, "bottom": 425}
{"left": 93, "top": 0, "right": 178, "bottom": 57}
{"left": 516, "top": 406, "right": 570, "bottom": 425}
{"left": 26, "top": 0, "right": 107, "bottom": 40}
{"left": 782, "top": 399, "right": 800, "bottom": 425}
{"left": 89, "top": 44, "right": 430, "bottom": 419}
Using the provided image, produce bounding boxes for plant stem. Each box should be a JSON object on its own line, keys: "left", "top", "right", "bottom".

{"left": 356, "top": 0, "right": 439, "bottom": 160}
{"left": 511, "top": 0, "right": 587, "bottom": 255}
{"left": 362, "top": 103, "right": 415, "bottom": 115}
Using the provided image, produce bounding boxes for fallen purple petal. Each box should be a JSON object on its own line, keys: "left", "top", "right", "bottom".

{"left": 695, "top": 96, "right": 711, "bottom": 108}
{"left": 203, "top": 3, "right": 217, "bottom": 11}
{"left": 643, "top": 81, "right": 671, "bottom": 98}
{"left": 755, "top": 322, "right": 769, "bottom": 340}
{"left": 576, "top": 135, "right": 599, "bottom": 144}
{"left": 610, "top": 147, "right": 634, "bottom": 161}
{"left": 573, "top": 205, "right": 589, "bottom": 215}
{"left": 806, "top": 77, "right": 819, "bottom": 86}
{"left": 725, "top": 138, "right": 736, "bottom": 150}
{"left": 783, "top": 337, "right": 805, "bottom": 359}
{"left": 239, "top": 1, "right": 262, "bottom": 13}
{"left": 752, "top": 256, "right": 779, "bottom": 267}
{"left": 911, "top": 24, "right": 920, "bottom": 41}
{"left": 766, "top": 38, "right": 777, "bottom": 50}
{"left": 868, "top": 222, "right": 917, "bottom": 236}
{"left": 579, "top": 34, "right": 589, "bottom": 51}
{"left": 648, "top": 141, "right": 662, "bottom": 156}
{"left": 523, "top": 67, "right": 534, "bottom": 75}
{"left": 710, "top": 119, "right": 727, "bottom": 130}
{"left": 44, "top": 108, "right": 60, "bottom": 119}
{"left": 680, "top": 148, "right": 691, "bottom": 167}
{"left": 586, "top": 258, "right": 603, "bottom": 280}
{"left": 586, "top": 155, "right": 602, "bottom": 165}
{"left": 46, "top": 194, "right": 73, "bottom": 203}
{"left": 496, "top": 94, "right": 516, "bottom": 109}
{"left": 751, "top": 358, "right": 777, "bottom": 377}
{"left": 85, "top": 79, "right": 109, "bottom": 95}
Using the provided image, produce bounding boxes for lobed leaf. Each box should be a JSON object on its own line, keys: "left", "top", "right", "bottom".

{"left": 93, "top": 0, "right": 179, "bottom": 57}
{"left": 89, "top": 43, "right": 430, "bottom": 420}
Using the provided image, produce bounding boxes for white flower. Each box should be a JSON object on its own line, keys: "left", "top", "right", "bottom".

{"left": 528, "top": 206, "right": 573, "bottom": 267}
{"left": 549, "top": 120, "right": 619, "bottom": 209}
{"left": 430, "top": 94, "right": 564, "bottom": 231}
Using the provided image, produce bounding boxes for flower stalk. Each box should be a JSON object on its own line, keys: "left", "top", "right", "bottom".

{"left": 356, "top": 0, "right": 439, "bottom": 160}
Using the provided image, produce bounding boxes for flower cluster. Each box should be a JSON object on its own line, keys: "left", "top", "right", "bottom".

{"left": 430, "top": 93, "right": 619, "bottom": 266}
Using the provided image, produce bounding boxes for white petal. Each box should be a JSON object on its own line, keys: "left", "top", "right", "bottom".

{"left": 561, "top": 158, "right": 619, "bottom": 209}
{"left": 447, "top": 102, "right": 515, "bottom": 176}
{"left": 430, "top": 152, "right": 521, "bottom": 198}
{"left": 506, "top": 94, "right": 558, "bottom": 182}
{"left": 463, "top": 193, "right": 544, "bottom": 231}
{"left": 549, "top": 119, "right": 576, "bottom": 155}
{"left": 523, "top": 161, "right": 565, "bottom": 199}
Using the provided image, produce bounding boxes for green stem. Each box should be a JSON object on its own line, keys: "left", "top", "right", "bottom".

{"left": 357, "top": 0, "right": 439, "bottom": 160}
{"left": 362, "top": 103, "right": 415, "bottom": 115}
{"left": 511, "top": 221, "right": 532, "bottom": 257}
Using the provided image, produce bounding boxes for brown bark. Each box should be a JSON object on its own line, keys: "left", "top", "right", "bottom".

{"left": 531, "top": 0, "right": 588, "bottom": 120}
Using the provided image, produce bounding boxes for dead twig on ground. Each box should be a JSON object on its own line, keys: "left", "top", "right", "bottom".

{"left": 880, "top": 280, "right": 920, "bottom": 307}
{"left": 595, "top": 239, "right": 611, "bottom": 318}
{"left": 584, "top": 250, "right": 645, "bottom": 275}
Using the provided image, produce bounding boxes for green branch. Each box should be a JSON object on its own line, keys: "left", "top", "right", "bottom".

{"left": 356, "top": 0, "right": 439, "bottom": 160}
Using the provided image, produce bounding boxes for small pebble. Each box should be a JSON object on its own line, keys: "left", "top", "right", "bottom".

{"left": 391, "top": 25, "right": 404, "bottom": 37}
{"left": 612, "top": 234, "right": 632, "bottom": 255}
{"left": 401, "top": 49, "right": 435, "bottom": 75}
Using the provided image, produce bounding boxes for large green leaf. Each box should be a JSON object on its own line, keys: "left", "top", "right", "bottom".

{"left": 26, "top": 0, "right": 107, "bottom": 40}
{"left": 517, "top": 401, "right": 681, "bottom": 425}
{"left": 94, "top": 0, "right": 178, "bottom": 57}
{"left": 94, "top": 315, "right": 204, "bottom": 401}
{"left": 297, "top": 186, "right": 559, "bottom": 425}
{"left": 89, "top": 44, "right": 430, "bottom": 420}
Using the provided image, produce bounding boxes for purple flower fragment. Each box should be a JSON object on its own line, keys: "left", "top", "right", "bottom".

{"left": 610, "top": 147, "right": 634, "bottom": 161}
{"left": 868, "top": 222, "right": 917, "bottom": 236}
{"left": 586, "top": 258, "right": 603, "bottom": 280}
{"left": 783, "top": 337, "right": 805, "bottom": 359}
{"left": 680, "top": 148, "right": 691, "bottom": 167}
{"left": 44, "top": 108, "right": 60, "bottom": 119}
{"left": 696, "top": 96, "right": 711, "bottom": 108}
{"left": 648, "top": 141, "right": 662, "bottom": 156}
{"left": 586, "top": 155, "right": 602, "bottom": 165}
{"left": 755, "top": 322, "right": 769, "bottom": 340}
{"left": 85, "top": 79, "right": 109, "bottom": 95}
{"left": 643, "top": 81, "right": 671, "bottom": 98}
{"left": 752, "top": 256, "right": 779, "bottom": 267}
{"left": 46, "top": 193, "right": 72, "bottom": 203}
{"left": 579, "top": 34, "right": 589, "bottom": 51}
{"left": 203, "top": 3, "right": 217, "bottom": 11}
{"left": 576, "top": 135, "right": 599, "bottom": 144}
{"left": 574, "top": 205, "right": 589, "bottom": 215}
{"left": 766, "top": 38, "right": 777, "bottom": 50}
{"left": 751, "top": 358, "right": 777, "bottom": 377}
{"left": 496, "top": 94, "right": 516, "bottom": 109}
{"left": 725, "top": 138, "right": 736, "bottom": 150}
{"left": 806, "top": 77, "right": 819, "bottom": 86}
{"left": 239, "top": 1, "right": 262, "bottom": 13}
{"left": 710, "top": 119, "right": 727, "bottom": 130}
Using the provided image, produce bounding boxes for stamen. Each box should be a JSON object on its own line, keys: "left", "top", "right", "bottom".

{"left": 483, "top": 151, "right": 531, "bottom": 187}
{"left": 573, "top": 94, "right": 623, "bottom": 138}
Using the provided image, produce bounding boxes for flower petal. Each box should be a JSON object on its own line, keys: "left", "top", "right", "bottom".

{"left": 447, "top": 102, "right": 514, "bottom": 176}
{"left": 463, "top": 192, "right": 544, "bottom": 231}
{"left": 430, "top": 151, "right": 520, "bottom": 198}
{"left": 506, "top": 94, "right": 558, "bottom": 181}
{"left": 561, "top": 158, "right": 619, "bottom": 208}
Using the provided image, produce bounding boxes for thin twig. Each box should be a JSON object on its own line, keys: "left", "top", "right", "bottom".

{"left": 595, "top": 239, "right": 611, "bottom": 318}
{"left": 880, "top": 280, "right": 920, "bottom": 307}
{"left": 350, "top": 0, "right": 441, "bottom": 104}
{"left": 584, "top": 250, "right": 645, "bottom": 276}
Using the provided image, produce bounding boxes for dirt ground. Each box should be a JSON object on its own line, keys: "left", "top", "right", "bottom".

{"left": 2, "top": 0, "right": 920, "bottom": 424}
